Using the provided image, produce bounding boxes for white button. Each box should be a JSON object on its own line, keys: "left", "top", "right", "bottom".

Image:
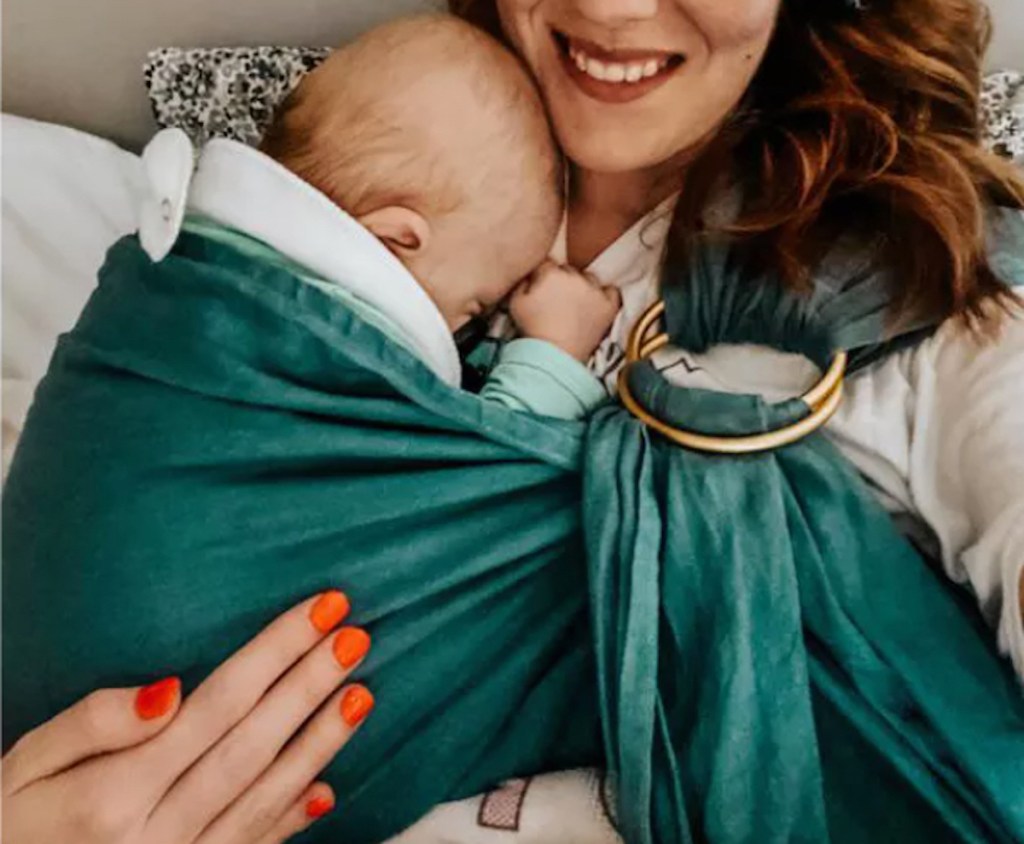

{"left": 139, "top": 129, "right": 195, "bottom": 262}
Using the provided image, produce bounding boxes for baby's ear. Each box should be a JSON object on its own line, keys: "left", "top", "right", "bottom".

{"left": 358, "top": 206, "right": 431, "bottom": 255}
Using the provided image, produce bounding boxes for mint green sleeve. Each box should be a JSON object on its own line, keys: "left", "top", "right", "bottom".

{"left": 480, "top": 338, "right": 608, "bottom": 420}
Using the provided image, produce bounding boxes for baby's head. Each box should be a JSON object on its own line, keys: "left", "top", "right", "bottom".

{"left": 262, "top": 15, "right": 563, "bottom": 329}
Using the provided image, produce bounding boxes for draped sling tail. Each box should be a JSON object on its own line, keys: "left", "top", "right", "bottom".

{"left": 5, "top": 209, "right": 1024, "bottom": 843}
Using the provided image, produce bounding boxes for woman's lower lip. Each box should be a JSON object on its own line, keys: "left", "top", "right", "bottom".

{"left": 556, "top": 43, "right": 679, "bottom": 105}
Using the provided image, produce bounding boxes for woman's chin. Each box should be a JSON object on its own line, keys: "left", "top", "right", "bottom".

{"left": 554, "top": 119, "right": 688, "bottom": 177}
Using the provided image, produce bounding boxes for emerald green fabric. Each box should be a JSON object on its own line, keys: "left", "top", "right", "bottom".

{"left": 4, "top": 214, "right": 1024, "bottom": 844}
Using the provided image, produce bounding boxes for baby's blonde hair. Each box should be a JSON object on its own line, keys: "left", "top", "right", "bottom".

{"left": 262, "top": 15, "right": 562, "bottom": 232}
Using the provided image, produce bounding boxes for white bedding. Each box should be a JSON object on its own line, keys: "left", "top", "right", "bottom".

{"left": 1, "top": 114, "right": 144, "bottom": 470}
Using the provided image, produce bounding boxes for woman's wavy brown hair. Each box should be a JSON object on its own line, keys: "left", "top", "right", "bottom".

{"left": 451, "top": 0, "right": 1024, "bottom": 328}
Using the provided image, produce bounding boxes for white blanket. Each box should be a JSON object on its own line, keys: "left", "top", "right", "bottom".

{"left": 1, "top": 114, "right": 144, "bottom": 472}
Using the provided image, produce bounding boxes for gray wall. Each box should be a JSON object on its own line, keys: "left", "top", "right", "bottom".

{"left": 1, "top": 0, "right": 438, "bottom": 149}
{"left": 986, "top": 0, "right": 1024, "bottom": 69}
{"left": 2, "top": 0, "right": 1020, "bottom": 151}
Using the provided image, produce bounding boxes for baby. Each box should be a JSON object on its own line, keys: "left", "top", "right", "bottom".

{"left": 255, "top": 14, "right": 620, "bottom": 418}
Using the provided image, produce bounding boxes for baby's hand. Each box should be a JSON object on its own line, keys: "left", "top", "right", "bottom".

{"left": 510, "top": 261, "right": 621, "bottom": 362}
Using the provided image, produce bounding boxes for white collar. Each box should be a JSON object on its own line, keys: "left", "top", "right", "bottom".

{"left": 139, "top": 131, "right": 461, "bottom": 387}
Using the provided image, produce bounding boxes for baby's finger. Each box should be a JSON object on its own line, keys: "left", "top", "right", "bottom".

{"left": 140, "top": 591, "right": 350, "bottom": 789}
{"left": 510, "top": 279, "right": 531, "bottom": 301}
{"left": 514, "top": 270, "right": 540, "bottom": 298}
{"left": 202, "top": 684, "right": 374, "bottom": 844}
{"left": 253, "top": 783, "right": 336, "bottom": 844}
{"left": 2, "top": 680, "right": 181, "bottom": 796}
{"left": 510, "top": 281, "right": 541, "bottom": 315}
{"left": 600, "top": 285, "right": 623, "bottom": 307}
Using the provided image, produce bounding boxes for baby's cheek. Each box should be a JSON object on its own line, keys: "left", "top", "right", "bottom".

{"left": 677, "top": 0, "right": 780, "bottom": 51}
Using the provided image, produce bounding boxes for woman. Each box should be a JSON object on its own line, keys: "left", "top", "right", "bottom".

{"left": 440, "top": 0, "right": 1024, "bottom": 838}
{"left": 4, "top": 0, "right": 1023, "bottom": 841}
{"left": 448, "top": 0, "right": 1024, "bottom": 664}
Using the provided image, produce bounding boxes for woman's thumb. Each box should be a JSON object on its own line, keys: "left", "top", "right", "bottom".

{"left": 3, "top": 678, "right": 181, "bottom": 794}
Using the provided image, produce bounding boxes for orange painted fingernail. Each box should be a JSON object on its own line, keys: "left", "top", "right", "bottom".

{"left": 332, "top": 627, "right": 371, "bottom": 669}
{"left": 309, "top": 590, "right": 350, "bottom": 633}
{"left": 135, "top": 677, "right": 181, "bottom": 720}
{"left": 340, "top": 685, "right": 375, "bottom": 727}
{"left": 305, "top": 795, "right": 335, "bottom": 819}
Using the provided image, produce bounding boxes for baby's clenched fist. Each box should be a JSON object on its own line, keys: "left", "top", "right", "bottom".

{"left": 511, "top": 261, "right": 621, "bottom": 362}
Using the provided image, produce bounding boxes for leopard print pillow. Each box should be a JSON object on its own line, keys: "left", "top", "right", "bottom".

{"left": 144, "top": 47, "right": 330, "bottom": 148}
{"left": 145, "top": 48, "right": 1024, "bottom": 166}
{"left": 981, "top": 70, "right": 1024, "bottom": 165}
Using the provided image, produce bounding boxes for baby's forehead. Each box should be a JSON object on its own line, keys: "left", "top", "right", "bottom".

{"left": 297, "top": 17, "right": 561, "bottom": 226}
{"left": 363, "top": 50, "right": 511, "bottom": 135}
{"left": 460, "top": 182, "right": 562, "bottom": 270}
{"left": 352, "top": 68, "right": 546, "bottom": 191}
{"left": 303, "top": 17, "right": 556, "bottom": 152}
{"left": 334, "top": 17, "right": 512, "bottom": 102}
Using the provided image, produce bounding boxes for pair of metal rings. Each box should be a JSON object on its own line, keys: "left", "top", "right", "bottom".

{"left": 617, "top": 300, "right": 847, "bottom": 454}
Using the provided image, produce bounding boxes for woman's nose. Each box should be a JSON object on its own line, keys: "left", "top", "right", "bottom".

{"left": 573, "top": 0, "right": 659, "bottom": 28}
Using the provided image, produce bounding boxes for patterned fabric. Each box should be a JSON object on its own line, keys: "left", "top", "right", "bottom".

{"left": 388, "top": 769, "right": 623, "bottom": 843}
{"left": 982, "top": 70, "right": 1024, "bottom": 165}
{"left": 478, "top": 778, "right": 533, "bottom": 830}
{"left": 144, "top": 47, "right": 330, "bottom": 147}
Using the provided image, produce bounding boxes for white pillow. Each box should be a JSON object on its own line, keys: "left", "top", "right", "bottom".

{"left": 1, "top": 115, "right": 143, "bottom": 470}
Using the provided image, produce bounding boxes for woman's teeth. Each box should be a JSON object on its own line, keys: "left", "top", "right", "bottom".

{"left": 568, "top": 45, "right": 670, "bottom": 84}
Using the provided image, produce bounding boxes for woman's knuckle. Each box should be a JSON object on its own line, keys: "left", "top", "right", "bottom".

{"left": 268, "top": 633, "right": 307, "bottom": 675}
{"left": 219, "top": 693, "right": 257, "bottom": 729}
{"left": 77, "top": 690, "right": 116, "bottom": 742}
{"left": 210, "top": 730, "right": 273, "bottom": 783}
{"left": 245, "top": 800, "right": 282, "bottom": 837}
{"left": 71, "top": 786, "right": 134, "bottom": 841}
{"left": 299, "top": 678, "right": 328, "bottom": 713}
{"left": 6, "top": 730, "right": 34, "bottom": 763}
{"left": 200, "top": 675, "right": 259, "bottom": 728}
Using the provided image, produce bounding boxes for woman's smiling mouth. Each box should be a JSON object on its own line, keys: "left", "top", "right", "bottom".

{"left": 552, "top": 31, "right": 686, "bottom": 105}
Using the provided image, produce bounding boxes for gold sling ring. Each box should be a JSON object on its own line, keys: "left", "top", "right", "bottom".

{"left": 619, "top": 300, "right": 847, "bottom": 454}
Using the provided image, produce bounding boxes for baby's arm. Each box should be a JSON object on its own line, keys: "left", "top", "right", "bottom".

{"left": 904, "top": 298, "right": 1024, "bottom": 682}
{"left": 480, "top": 262, "right": 620, "bottom": 420}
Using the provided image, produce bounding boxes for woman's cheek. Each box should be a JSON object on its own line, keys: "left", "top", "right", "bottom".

{"left": 676, "top": 0, "right": 780, "bottom": 52}
{"left": 496, "top": 0, "right": 540, "bottom": 56}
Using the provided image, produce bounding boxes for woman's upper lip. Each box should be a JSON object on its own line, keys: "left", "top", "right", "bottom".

{"left": 556, "top": 31, "right": 682, "bottom": 63}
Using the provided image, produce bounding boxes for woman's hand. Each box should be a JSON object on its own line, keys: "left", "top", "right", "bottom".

{"left": 2, "top": 590, "right": 374, "bottom": 844}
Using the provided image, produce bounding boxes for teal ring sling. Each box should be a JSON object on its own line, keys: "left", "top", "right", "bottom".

{"left": 4, "top": 209, "right": 1024, "bottom": 844}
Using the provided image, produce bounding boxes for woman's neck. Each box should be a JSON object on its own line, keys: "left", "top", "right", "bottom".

{"left": 566, "top": 159, "right": 686, "bottom": 269}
